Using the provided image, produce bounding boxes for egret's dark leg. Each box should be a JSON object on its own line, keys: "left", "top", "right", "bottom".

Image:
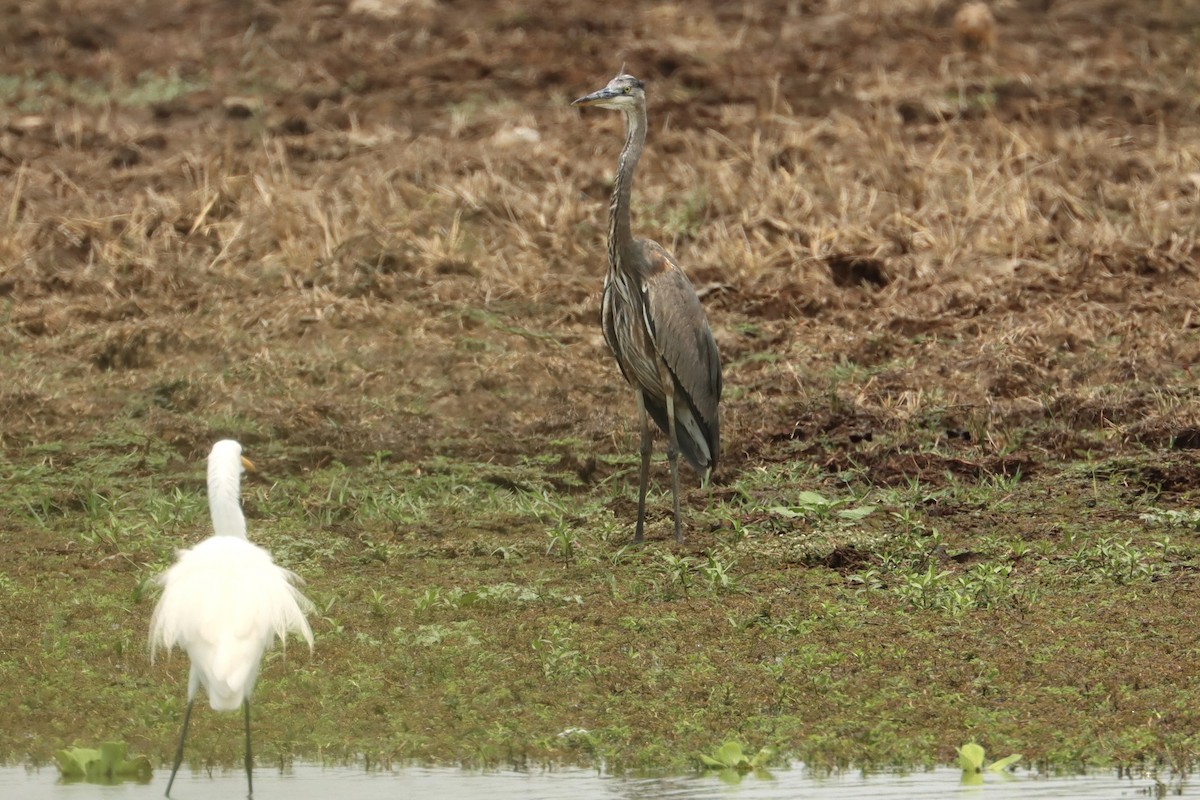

{"left": 243, "top": 699, "right": 254, "bottom": 797}
{"left": 165, "top": 699, "right": 194, "bottom": 798}
{"left": 634, "top": 392, "right": 652, "bottom": 543}
{"left": 664, "top": 389, "right": 683, "bottom": 543}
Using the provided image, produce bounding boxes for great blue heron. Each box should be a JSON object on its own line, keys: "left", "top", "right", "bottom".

{"left": 573, "top": 73, "right": 722, "bottom": 543}
{"left": 150, "top": 440, "right": 313, "bottom": 797}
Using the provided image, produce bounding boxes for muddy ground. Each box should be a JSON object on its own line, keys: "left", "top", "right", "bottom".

{"left": 2, "top": 0, "right": 1200, "bottom": 777}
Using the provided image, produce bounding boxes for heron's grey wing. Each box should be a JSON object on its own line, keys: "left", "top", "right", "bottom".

{"left": 600, "top": 274, "right": 632, "bottom": 384}
{"left": 640, "top": 241, "right": 722, "bottom": 473}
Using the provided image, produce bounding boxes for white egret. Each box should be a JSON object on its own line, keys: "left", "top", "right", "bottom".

{"left": 149, "top": 440, "right": 314, "bottom": 797}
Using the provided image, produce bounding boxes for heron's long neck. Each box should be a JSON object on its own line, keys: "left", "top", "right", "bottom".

{"left": 608, "top": 104, "right": 647, "bottom": 274}
{"left": 208, "top": 464, "right": 248, "bottom": 538}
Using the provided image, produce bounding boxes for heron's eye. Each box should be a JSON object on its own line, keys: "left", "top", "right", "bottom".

{"left": 623, "top": 86, "right": 632, "bottom": 94}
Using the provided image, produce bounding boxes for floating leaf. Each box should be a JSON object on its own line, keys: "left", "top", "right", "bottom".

{"left": 748, "top": 746, "right": 775, "bottom": 769}
{"left": 961, "top": 770, "right": 985, "bottom": 786}
{"left": 957, "top": 741, "right": 1020, "bottom": 785}
{"left": 716, "top": 741, "right": 746, "bottom": 768}
{"left": 717, "top": 767, "right": 743, "bottom": 785}
{"left": 988, "top": 753, "right": 1023, "bottom": 772}
{"left": 698, "top": 740, "right": 774, "bottom": 781}
{"left": 55, "top": 742, "right": 152, "bottom": 784}
{"left": 957, "top": 741, "right": 985, "bottom": 773}
{"left": 54, "top": 747, "right": 99, "bottom": 779}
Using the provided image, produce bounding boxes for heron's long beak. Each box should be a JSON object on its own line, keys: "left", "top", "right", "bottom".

{"left": 572, "top": 87, "right": 619, "bottom": 107}
{"left": 241, "top": 456, "right": 256, "bottom": 473}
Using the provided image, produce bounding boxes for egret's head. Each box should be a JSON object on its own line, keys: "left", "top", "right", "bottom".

{"left": 572, "top": 74, "right": 645, "bottom": 112}
{"left": 210, "top": 439, "right": 254, "bottom": 474}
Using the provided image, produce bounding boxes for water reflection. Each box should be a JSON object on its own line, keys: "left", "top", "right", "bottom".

{"left": 0, "top": 761, "right": 1186, "bottom": 799}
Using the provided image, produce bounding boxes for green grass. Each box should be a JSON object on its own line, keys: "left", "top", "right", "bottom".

{"left": 4, "top": 428, "right": 1200, "bottom": 774}
{"left": 0, "top": 69, "right": 205, "bottom": 112}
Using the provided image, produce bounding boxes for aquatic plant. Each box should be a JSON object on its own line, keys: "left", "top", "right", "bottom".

{"left": 54, "top": 742, "right": 152, "bottom": 784}
{"left": 957, "top": 741, "right": 1021, "bottom": 785}
{"left": 698, "top": 741, "right": 774, "bottom": 784}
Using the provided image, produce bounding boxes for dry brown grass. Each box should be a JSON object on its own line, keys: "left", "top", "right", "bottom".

{"left": 3, "top": 0, "right": 1199, "bottom": 471}
{"left": 954, "top": 2, "right": 996, "bottom": 54}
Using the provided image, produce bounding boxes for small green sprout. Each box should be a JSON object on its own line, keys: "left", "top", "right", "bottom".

{"left": 698, "top": 741, "right": 774, "bottom": 784}
{"left": 957, "top": 741, "right": 1021, "bottom": 785}
{"left": 54, "top": 742, "right": 152, "bottom": 784}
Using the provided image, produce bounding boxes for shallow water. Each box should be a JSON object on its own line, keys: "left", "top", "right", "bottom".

{"left": 0, "top": 762, "right": 1187, "bottom": 799}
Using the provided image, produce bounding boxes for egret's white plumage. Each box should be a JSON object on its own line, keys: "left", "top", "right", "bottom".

{"left": 206, "top": 440, "right": 249, "bottom": 540}
{"left": 149, "top": 535, "right": 313, "bottom": 709}
{"left": 149, "top": 439, "right": 313, "bottom": 797}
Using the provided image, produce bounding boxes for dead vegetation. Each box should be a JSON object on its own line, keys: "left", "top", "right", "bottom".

{"left": 2, "top": 0, "right": 1198, "bottom": 532}
{"left": 1, "top": 0, "right": 1197, "bottom": 538}
{"left": 954, "top": 2, "right": 996, "bottom": 55}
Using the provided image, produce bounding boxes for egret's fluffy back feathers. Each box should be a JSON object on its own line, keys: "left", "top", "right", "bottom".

{"left": 150, "top": 536, "right": 313, "bottom": 711}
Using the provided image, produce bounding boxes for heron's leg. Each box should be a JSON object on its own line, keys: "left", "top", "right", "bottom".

{"left": 634, "top": 392, "right": 652, "bottom": 544}
{"left": 243, "top": 699, "right": 254, "bottom": 797}
{"left": 663, "top": 386, "right": 683, "bottom": 543}
{"left": 165, "top": 699, "right": 194, "bottom": 798}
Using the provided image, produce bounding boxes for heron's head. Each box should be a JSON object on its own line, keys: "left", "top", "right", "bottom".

{"left": 572, "top": 74, "right": 645, "bottom": 112}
